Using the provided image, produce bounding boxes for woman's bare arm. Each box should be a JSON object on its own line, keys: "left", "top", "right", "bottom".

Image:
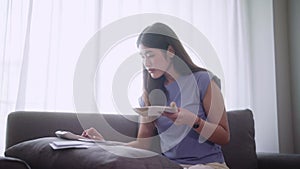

{"left": 126, "top": 117, "right": 156, "bottom": 149}
{"left": 194, "top": 80, "right": 230, "bottom": 145}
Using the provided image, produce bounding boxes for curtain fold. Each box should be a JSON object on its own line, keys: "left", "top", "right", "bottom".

{"left": 16, "top": 0, "right": 33, "bottom": 110}
{"left": 0, "top": 0, "right": 31, "bottom": 155}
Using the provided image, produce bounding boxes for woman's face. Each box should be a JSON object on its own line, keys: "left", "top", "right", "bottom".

{"left": 139, "top": 44, "right": 172, "bottom": 79}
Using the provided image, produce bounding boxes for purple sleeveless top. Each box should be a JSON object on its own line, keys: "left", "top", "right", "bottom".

{"left": 148, "top": 71, "right": 225, "bottom": 165}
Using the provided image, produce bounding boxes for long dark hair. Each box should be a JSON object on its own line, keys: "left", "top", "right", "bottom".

{"left": 137, "top": 23, "right": 206, "bottom": 106}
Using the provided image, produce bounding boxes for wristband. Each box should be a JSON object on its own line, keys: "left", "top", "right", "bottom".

{"left": 193, "top": 117, "right": 201, "bottom": 129}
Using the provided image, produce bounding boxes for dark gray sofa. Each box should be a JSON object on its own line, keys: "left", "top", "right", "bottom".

{"left": 0, "top": 156, "right": 30, "bottom": 169}
{"left": 3, "top": 109, "right": 300, "bottom": 169}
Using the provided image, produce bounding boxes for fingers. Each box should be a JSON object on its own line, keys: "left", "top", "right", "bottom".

{"left": 173, "top": 111, "right": 184, "bottom": 125}
{"left": 162, "top": 110, "right": 179, "bottom": 122}
{"left": 81, "top": 131, "right": 93, "bottom": 139}
{"left": 163, "top": 108, "right": 198, "bottom": 126}
{"left": 170, "top": 101, "right": 177, "bottom": 108}
{"left": 81, "top": 127, "right": 104, "bottom": 140}
{"left": 81, "top": 128, "right": 92, "bottom": 136}
{"left": 81, "top": 129, "right": 91, "bottom": 138}
{"left": 81, "top": 131, "right": 87, "bottom": 137}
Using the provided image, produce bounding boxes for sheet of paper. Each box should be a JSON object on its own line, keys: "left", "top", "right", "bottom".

{"left": 49, "top": 143, "right": 90, "bottom": 150}
{"left": 49, "top": 140, "right": 94, "bottom": 150}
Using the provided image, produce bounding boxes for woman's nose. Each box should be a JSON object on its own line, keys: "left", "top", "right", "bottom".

{"left": 143, "top": 58, "right": 151, "bottom": 67}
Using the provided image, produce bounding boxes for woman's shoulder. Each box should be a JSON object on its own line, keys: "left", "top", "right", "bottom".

{"left": 192, "top": 70, "right": 211, "bottom": 80}
{"left": 192, "top": 70, "right": 221, "bottom": 88}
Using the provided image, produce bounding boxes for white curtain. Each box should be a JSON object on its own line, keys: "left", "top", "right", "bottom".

{"left": 0, "top": 0, "right": 102, "bottom": 154}
{"left": 1, "top": 0, "right": 260, "bottom": 155}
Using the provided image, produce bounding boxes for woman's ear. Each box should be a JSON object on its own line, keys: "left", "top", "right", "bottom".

{"left": 167, "top": 45, "right": 175, "bottom": 58}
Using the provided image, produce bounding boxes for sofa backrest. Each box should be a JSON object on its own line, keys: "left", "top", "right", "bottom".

{"left": 222, "top": 109, "right": 258, "bottom": 169}
{"left": 6, "top": 111, "right": 139, "bottom": 149}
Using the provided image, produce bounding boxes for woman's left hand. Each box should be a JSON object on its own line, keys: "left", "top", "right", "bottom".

{"left": 162, "top": 107, "right": 198, "bottom": 127}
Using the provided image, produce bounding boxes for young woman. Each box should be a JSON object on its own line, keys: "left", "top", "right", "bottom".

{"left": 82, "top": 23, "right": 230, "bottom": 169}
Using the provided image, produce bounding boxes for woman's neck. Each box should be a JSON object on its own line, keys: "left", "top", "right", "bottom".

{"left": 164, "top": 68, "right": 180, "bottom": 85}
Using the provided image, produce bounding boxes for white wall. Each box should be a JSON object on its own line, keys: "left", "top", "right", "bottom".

{"left": 272, "top": 0, "right": 300, "bottom": 154}
{"left": 273, "top": 0, "right": 294, "bottom": 153}
{"left": 289, "top": 0, "right": 300, "bottom": 153}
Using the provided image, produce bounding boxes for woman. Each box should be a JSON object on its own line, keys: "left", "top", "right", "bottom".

{"left": 82, "top": 23, "right": 230, "bottom": 169}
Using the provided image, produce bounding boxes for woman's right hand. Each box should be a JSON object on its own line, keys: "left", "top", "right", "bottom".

{"left": 81, "top": 127, "right": 105, "bottom": 141}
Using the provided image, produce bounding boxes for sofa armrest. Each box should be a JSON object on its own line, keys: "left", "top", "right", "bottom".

{"left": 0, "top": 156, "right": 30, "bottom": 169}
{"left": 257, "top": 152, "right": 300, "bottom": 169}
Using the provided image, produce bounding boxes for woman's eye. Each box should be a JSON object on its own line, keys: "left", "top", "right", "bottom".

{"left": 146, "top": 54, "right": 154, "bottom": 58}
{"left": 140, "top": 52, "right": 154, "bottom": 59}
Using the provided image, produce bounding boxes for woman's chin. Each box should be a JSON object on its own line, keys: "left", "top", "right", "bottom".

{"left": 150, "top": 73, "right": 163, "bottom": 79}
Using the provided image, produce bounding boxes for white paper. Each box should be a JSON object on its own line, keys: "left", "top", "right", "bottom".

{"left": 49, "top": 140, "right": 94, "bottom": 150}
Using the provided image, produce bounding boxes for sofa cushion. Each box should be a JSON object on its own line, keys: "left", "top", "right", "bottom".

{"left": 257, "top": 152, "right": 300, "bottom": 169}
{"left": 221, "top": 109, "right": 258, "bottom": 169}
{"left": 0, "top": 156, "right": 30, "bottom": 169}
{"left": 5, "top": 137, "right": 182, "bottom": 169}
